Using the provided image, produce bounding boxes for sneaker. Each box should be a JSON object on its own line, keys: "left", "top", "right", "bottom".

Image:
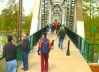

{"left": 24, "top": 69, "right": 28, "bottom": 71}
{"left": 21, "top": 68, "right": 25, "bottom": 70}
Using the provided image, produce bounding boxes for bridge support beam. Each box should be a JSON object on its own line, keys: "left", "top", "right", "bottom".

{"left": 62, "top": 9, "right": 65, "bottom": 25}
{"left": 48, "top": 5, "right": 52, "bottom": 24}
{"left": 76, "top": 0, "right": 85, "bottom": 38}
{"left": 30, "top": 0, "right": 41, "bottom": 35}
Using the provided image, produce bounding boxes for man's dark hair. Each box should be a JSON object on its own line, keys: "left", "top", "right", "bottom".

{"left": 42, "top": 32, "right": 47, "bottom": 37}
{"left": 7, "top": 35, "right": 13, "bottom": 42}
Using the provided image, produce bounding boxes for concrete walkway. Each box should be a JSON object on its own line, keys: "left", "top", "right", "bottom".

{"left": 17, "top": 33, "right": 92, "bottom": 72}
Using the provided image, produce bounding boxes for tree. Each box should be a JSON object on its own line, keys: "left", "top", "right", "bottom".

{"left": 83, "top": 0, "right": 99, "bottom": 62}
{"left": 0, "top": 0, "right": 19, "bottom": 44}
{"left": 22, "top": 11, "right": 33, "bottom": 36}
{"left": 0, "top": 0, "right": 18, "bottom": 34}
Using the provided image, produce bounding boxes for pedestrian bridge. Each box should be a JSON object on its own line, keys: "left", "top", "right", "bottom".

{"left": 0, "top": 0, "right": 99, "bottom": 72}
{"left": 17, "top": 33, "right": 92, "bottom": 72}
{"left": 0, "top": 27, "right": 94, "bottom": 72}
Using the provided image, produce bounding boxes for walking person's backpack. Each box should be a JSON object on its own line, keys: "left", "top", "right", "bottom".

{"left": 38, "top": 38, "right": 50, "bottom": 55}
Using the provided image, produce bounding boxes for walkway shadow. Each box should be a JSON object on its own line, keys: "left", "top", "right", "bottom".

{"left": 49, "top": 63, "right": 57, "bottom": 72}
{"left": 29, "top": 62, "right": 38, "bottom": 69}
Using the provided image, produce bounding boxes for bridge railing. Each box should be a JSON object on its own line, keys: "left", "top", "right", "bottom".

{"left": 66, "top": 28, "right": 99, "bottom": 63}
{"left": 0, "top": 27, "right": 46, "bottom": 72}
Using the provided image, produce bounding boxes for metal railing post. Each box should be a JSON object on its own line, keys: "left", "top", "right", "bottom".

{"left": 66, "top": 40, "right": 70, "bottom": 56}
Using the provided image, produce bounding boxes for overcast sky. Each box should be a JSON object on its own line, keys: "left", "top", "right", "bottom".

{"left": 0, "top": 0, "right": 35, "bottom": 15}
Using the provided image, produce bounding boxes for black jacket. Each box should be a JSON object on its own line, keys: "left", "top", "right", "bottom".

{"left": 3, "top": 42, "right": 16, "bottom": 61}
{"left": 57, "top": 30, "right": 66, "bottom": 39}
{"left": 21, "top": 39, "right": 30, "bottom": 52}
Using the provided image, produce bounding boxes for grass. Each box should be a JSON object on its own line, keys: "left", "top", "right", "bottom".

{"left": 0, "top": 58, "right": 6, "bottom": 72}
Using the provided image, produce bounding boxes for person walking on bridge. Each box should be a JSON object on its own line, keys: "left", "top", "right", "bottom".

{"left": 57, "top": 27, "right": 66, "bottom": 49}
{"left": 38, "top": 32, "right": 51, "bottom": 72}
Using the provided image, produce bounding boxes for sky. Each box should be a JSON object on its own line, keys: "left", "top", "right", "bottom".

{"left": 0, "top": 0, "right": 35, "bottom": 15}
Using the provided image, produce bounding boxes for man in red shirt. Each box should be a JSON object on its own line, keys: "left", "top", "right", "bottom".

{"left": 54, "top": 22, "right": 60, "bottom": 34}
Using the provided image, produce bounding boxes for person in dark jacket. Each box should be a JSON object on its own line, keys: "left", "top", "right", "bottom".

{"left": 21, "top": 34, "right": 30, "bottom": 71}
{"left": 38, "top": 32, "right": 51, "bottom": 72}
{"left": 57, "top": 27, "right": 66, "bottom": 49}
{"left": 3, "top": 35, "right": 17, "bottom": 72}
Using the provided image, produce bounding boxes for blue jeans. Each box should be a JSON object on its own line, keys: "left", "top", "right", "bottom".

{"left": 21, "top": 51, "right": 28, "bottom": 69}
{"left": 58, "top": 38, "right": 63, "bottom": 49}
{"left": 56, "top": 29, "right": 59, "bottom": 34}
{"left": 6, "top": 60, "right": 17, "bottom": 72}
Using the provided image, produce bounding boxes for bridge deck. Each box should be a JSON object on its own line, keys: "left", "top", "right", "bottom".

{"left": 18, "top": 33, "right": 92, "bottom": 72}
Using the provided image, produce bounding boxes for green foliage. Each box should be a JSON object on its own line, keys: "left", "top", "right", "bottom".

{"left": 0, "top": 0, "right": 18, "bottom": 35}
{"left": 22, "top": 13, "right": 32, "bottom": 36}
{"left": 0, "top": 37, "right": 6, "bottom": 55}
{"left": 83, "top": 0, "right": 99, "bottom": 42}
{"left": 83, "top": 0, "right": 99, "bottom": 62}
{"left": 0, "top": 0, "right": 32, "bottom": 43}
{"left": 0, "top": 37, "right": 6, "bottom": 45}
{"left": 83, "top": 0, "right": 98, "bottom": 2}
{"left": 54, "top": 19, "right": 57, "bottom": 22}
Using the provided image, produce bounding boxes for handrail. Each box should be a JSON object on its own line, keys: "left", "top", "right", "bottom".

{"left": 66, "top": 0, "right": 99, "bottom": 63}
{"left": 66, "top": 27, "right": 99, "bottom": 63}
